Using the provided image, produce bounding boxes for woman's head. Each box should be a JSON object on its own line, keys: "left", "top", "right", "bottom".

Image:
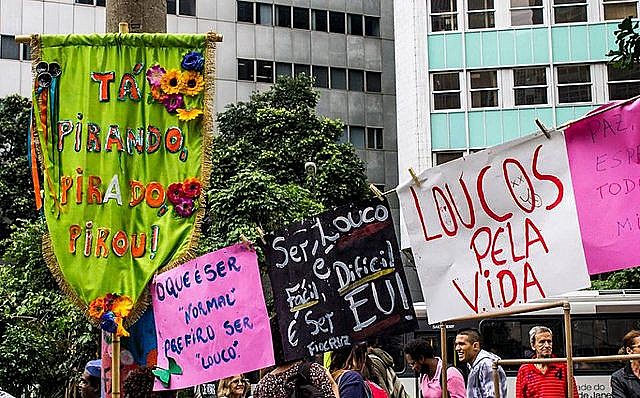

{"left": 329, "top": 344, "right": 369, "bottom": 376}
{"left": 218, "top": 375, "right": 249, "bottom": 398}
{"left": 623, "top": 330, "right": 640, "bottom": 355}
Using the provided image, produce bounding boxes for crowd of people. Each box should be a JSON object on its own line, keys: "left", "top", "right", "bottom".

{"left": 81, "top": 327, "right": 640, "bottom": 398}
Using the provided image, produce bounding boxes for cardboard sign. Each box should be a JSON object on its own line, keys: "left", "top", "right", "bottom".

{"left": 397, "top": 134, "right": 590, "bottom": 323}
{"left": 264, "top": 198, "right": 417, "bottom": 361}
{"left": 565, "top": 99, "right": 640, "bottom": 274}
{"left": 151, "top": 244, "right": 274, "bottom": 390}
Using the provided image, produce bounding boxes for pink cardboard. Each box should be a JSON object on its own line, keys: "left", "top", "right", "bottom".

{"left": 565, "top": 99, "right": 640, "bottom": 274}
{"left": 151, "top": 243, "right": 274, "bottom": 390}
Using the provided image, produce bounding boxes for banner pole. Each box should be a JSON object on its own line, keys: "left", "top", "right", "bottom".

{"left": 563, "top": 303, "right": 574, "bottom": 398}
{"left": 439, "top": 323, "right": 448, "bottom": 398}
{"left": 112, "top": 334, "right": 121, "bottom": 398}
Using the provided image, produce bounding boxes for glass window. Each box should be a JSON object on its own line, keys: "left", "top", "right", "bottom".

{"left": 366, "top": 72, "right": 382, "bottom": 93}
{"left": 294, "top": 64, "right": 310, "bottom": 77}
{"left": 96, "top": 0, "right": 105, "bottom": 6}
{"left": 431, "top": 0, "right": 458, "bottom": 31}
{"left": 256, "top": 3, "right": 273, "bottom": 25}
{"left": 435, "top": 151, "right": 464, "bottom": 165}
{"left": 365, "top": 16, "right": 380, "bottom": 36}
{"left": 349, "top": 70, "right": 365, "bottom": 91}
{"left": 557, "top": 64, "right": 591, "bottom": 103}
{"left": 22, "top": 44, "right": 31, "bottom": 61}
{"left": 349, "top": 126, "right": 365, "bottom": 149}
{"left": 179, "top": 0, "right": 196, "bottom": 16}
{"left": 237, "top": 1, "right": 253, "bottom": 22}
{"left": 0, "top": 35, "right": 19, "bottom": 60}
{"left": 468, "top": 0, "right": 495, "bottom": 29}
{"left": 276, "top": 62, "right": 292, "bottom": 78}
{"left": 348, "top": 14, "right": 363, "bottom": 35}
{"left": 553, "top": 0, "right": 587, "bottom": 23}
{"left": 275, "top": 5, "right": 291, "bottom": 28}
{"left": 293, "top": 7, "right": 309, "bottom": 29}
{"left": 510, "top": 0, "right": 544, "bottom": 25}
{"left": 75, "top": 0, "right": 93, "bottom": 4}
{"left": 470, "top": 70, "right": 498, "bottom": 108}
{"left": 329, "top": 11, "right": 346, "bottom": 33}
{"left": 608, "top": 64, "right": 640, "bottom": 100}
{"left": 432, "top": 72, "right": 461, "bottom": 110}
{"left": 312, "top": 66, "right": 329, "bottom": 88}
{"left": 312, "top": 9, "right": 328, "bottom": 31}
{"left": 237, "top": 59, "right": 254, "bottom": 81}
{"left": 256, "top": 60, "right": 273, "bottom": 83}
{"left": 331, "top": 68, "right": 347, "bottom": 89}
{"left": 514, "top": 67, "right": 547, "bottom": 105}
{"left": 167, "top": 0, "right": 176, "bottom": 14}
{"left": 603, "top": 0, "right": 638, "bottom": 19}
{"left": 367, "top": 127, "right": 383, "bottom": 150}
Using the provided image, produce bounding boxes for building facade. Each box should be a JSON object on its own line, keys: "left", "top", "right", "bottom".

{"left": 0, "top": 0, "right": 399, "bottom": 205}
{"left": 394, "top": 0, "right": 639, "bottom": 244}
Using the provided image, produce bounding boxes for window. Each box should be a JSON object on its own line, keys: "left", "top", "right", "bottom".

{"left": 331, "top": 68, "right": 347, "bottom": 89}
{"left": 510, "top": 0, "right": 544, "bottom": 25}
{"left": 22, "top": 44, "right": 31, "bottom": 61}
{"left": 349, "top": 70, "right": 365, "bottom": 91}
{"left": 75, "top": 0, "right": 92, "bottom": 4}
{"left": 365, "top": 17, "right": 380, "bottom": 37}
{"left": 553, "top": 0, "right": 587, "bottom": 23}
{"left": 0, "top": 35, "right": 19, "bottom": 60}
{"left": 366, "top": 72, "right": 382, "bottom": 93}
{"left": 293, "top": 7, "right": 309, "bottom": 29}
{"left": 603, "top": 0, "right": 638, "bottom": 20}
{"left": 256, "top": 3, "right": 273, "bottom": 25}
{"left": 608, "top": 64, "right": 640, "bottom": 100}
{"left": 348, "top": 14, "right": 363, "bottom": 35}
{"left": 97, "top": 0, "right": 105, "bottom": 6}
{"left": 367, "top": 128, "right": 383, "bottom": 150}
{"left": 294, "top": 64, "right": 310, "bottom": 77}
{"left": 312, "top": 10, "right": 328, "bottom": 31}
{"left": 179, "top": 0, "right": 196, "bottom": 16}
{"left": 329, "top": 11, "right": 346, "bottom": 33}
{"left": 256, "top": 60, "right": 273, "bottom": 83}
{"left": 557, "top": 65, "right": 591, "bottom": 103}
{"left": 237, "top": 1, "right": 253, "bottom": 22}
{"left": 435, "top": 151, "right": 464, "bottom": 165}
{"left": 349, "top": 126, "right": 366, "bottom": 148}
{"left": 470, "top": 70, "right": 498, "bottom": 108}
{"left": 468, "top": 0, "right": 495, "bottom": 28}
{"left": 514, "top": 67, "right": 547, "bottom": 105}
{"left": 237, "top": 59, "right": 254, "bottom": 81}
{"left": 75, "top": 0, "right": 105, "bottom": 5}
{"left": 432, "top": 72, "right": 461, "bottom": 110}
{"left": 276, "top": 62, "right": 292, "bottom": 78}
{"left": 275, "top": 5, "right": 291, "bottom": 28}
{"left": 168, "top": 0, "right": 176, "bottom": 14}
{"left": 431, "top": 0, "right": 458, "bottom": 31}
{"left": 312, "top": 66, "right": 329, "bottom": 88}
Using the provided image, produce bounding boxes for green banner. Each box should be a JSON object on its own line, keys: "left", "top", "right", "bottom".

{"left": 32, "top": 34, "right": 215, "bottom": 315}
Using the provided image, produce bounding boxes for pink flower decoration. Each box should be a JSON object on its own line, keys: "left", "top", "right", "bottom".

{"left": 163, "top": 94, "right": 184, "bottom": 113}
{"left": 146, "top": 64, "right": 166, "bottom": 87}
{"left": 175, "top": 198, "right": 195, "bottom": 217}
{"left": 167, "top": 183, "right": 184, "bottom": 205}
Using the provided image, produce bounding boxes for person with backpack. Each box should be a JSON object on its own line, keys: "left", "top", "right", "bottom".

{"left": 330, "top": 344, "right": 388, "bottom": 398}
{"left": 367, "top": 343, "right": 410, "bottom": 398}
{"left": 454, "top": 329, "right": 506, "bottom": 398}
{"left": 404, "top": 339, "right": 466, "bottom": 398}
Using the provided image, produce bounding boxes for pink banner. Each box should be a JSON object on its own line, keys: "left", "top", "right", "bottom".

{"left": 151, "top": 244, "right": 274, "bottom": 390}
{"left": 565, "top": 99, "right": 640, "bottom": 274}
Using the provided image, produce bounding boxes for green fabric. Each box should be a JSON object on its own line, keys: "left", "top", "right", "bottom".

{"left": 33, "top": 33, "right": 209, "bottom": 306}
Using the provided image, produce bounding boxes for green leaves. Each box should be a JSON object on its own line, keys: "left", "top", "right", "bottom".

{"left": 607, "top": 16, "right": 640, "bottom": 70}
{"left": 152, "top": 356, "right": 183, "bottom": 387}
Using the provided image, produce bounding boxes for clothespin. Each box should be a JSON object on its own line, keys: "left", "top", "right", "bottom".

{"left": 408, "top": 168, "right": 421, "bottom": 187}
{"left": 256, "top": 226, "right": 266, "bottom": 244}
{"left": 369, "top": 184, "right": 385, "bottom": 201}
{"left": 239, "top": 234, "right": 253, "bottom": 251}
{"left": 535, "top": 119, "right": 551, "bottom": 139}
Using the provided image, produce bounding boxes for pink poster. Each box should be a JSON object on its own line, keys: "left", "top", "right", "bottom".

{"left": 565, "top": 99, "right": 640, "bottom": 274}
{"left": 151, "top": 244, "right": 274, "bottom": 390}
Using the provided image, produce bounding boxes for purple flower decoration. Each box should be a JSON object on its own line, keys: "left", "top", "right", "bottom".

{"left": 163, "top": 94, "right": 184, "bottom": 113}
{"left": 146, "top": 64, "right": 166, "bottom": 87}
{"left": 100, "top": 311, "right": 117, "bottom": 334}
{"left": 175, "top": 197, "right": 195, "bottom": 218}
{"left": 181, "top": 51, "right": 204, "bottom": 72}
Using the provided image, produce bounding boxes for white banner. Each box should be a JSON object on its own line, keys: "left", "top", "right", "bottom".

{"left": 397, "top": 133, "right": 590, "bottom": 323}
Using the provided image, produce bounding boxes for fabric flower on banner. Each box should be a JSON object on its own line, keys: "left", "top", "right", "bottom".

{"left": 146, "top": 64, "right": 166, "bottom": 87}
{"left": 150, "top": 85, "right": 167, "bottom": 102}
{"left": 88, "top": 293, "right": 133, "bottom": 337}
{"left": 167, "top": 183, "right": 184, "bottom": 205}
{"left": 181, "top": 51, "right": 204, "bottom": 72}
{"left": 182, "top": 177, "right": 202, "bottom": 198}
{"left": 177, "top": 108, "right": 203, "bottom": 121}
{"left": 165, "top": 177, "right": 202, "bottom": 218}
{"left": 175, "top": 198, "right": 195, "bottom": 218}
{"left": 160, "top": 69, "right": 183, "bottom": 95}
{"left": 180, "top": 71, "right": 204, "bottom": 96}
{"left": 163, "top": 94, "right": 184, "bottom": 113}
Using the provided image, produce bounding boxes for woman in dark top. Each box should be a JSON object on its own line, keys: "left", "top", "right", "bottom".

{"left": 612, "top": 330, "right": 640, "bottom": 398}
{"left": 330, "top": 345, "right": 370, "bottom": 398}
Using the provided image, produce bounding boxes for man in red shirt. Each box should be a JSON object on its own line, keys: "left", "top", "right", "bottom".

{"left": 515, "top": 326, "right": 578, "bottom": 398}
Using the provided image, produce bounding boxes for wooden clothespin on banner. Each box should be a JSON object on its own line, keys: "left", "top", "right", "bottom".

{"left": 408, "top": 168, "right": 421, "bottom": 187}
{"left": 239, "top": 234, "right": 253, "bottom": 251}
{"left": 535, "top": 118, "right": 551, "bottom": 139}
{"left": 256, "top": 226, "right": 266, "bottom": 244}
{"left": 369, "top": 184, "right": 385, "bottom": 201}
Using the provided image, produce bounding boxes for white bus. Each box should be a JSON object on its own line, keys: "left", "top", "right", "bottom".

{"left": 374, "top": 290, "right": 640, "bottom": 398}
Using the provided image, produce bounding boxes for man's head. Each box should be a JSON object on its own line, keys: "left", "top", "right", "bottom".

{"left": 404, "top": 339, "right": 435, "bottom": 375}
{"left": 529, "top": 326, "right": 553, "bottom": 358}
{"left": 455, "top": 329, "right": 482, "bottom": 364}
{"left": 79, "top": 359, "right": 101, "bottom": 398}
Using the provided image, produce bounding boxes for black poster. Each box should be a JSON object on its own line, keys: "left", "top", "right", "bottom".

{"left": 264, "top": 197, "right": 417, "bottom": 361}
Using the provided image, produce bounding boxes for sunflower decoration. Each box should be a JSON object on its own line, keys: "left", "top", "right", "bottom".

{"left": 88, "top": 293, "right": 134, "bottom": 337}
{"left": 145, "top": 50, "right": 205, "bottom": 120}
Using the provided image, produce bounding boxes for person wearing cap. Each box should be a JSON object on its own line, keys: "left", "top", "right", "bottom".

{"left": 80, "top": 359, "right": 101, "bottom": 398}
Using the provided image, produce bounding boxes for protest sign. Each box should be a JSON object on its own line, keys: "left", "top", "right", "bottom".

{"left": 264, "top": 198, "right": 417, "bottom": 361}
{"left": 31, "top": 34, "right": 216, "bottom": 313}
{"left": 397, "top": 133, "right": 590, "bottom": 323}
{"left": 564, "top": 99, "right": 640, "bottom": 274}
{"left": 151, "top": 244, "right": 273, "bottom": 390}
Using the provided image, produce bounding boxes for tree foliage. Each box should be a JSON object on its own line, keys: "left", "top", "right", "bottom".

{"left": 607, "top": 16, "right": 640, "bottom": 69}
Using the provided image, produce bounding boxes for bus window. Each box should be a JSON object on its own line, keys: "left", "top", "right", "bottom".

{"left": 372, "top": 334, "right": 409, "bottom": 374}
